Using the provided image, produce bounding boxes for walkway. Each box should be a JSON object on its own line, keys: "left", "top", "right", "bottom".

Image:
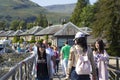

{"left": 53, "top": 65, "right": 65, "bottom": 80}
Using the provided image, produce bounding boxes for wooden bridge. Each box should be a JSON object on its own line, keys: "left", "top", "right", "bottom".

{"left": 0, "top": 54, "right": 120, "bottom": 80}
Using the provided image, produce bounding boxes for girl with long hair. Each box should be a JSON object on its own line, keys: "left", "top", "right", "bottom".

{"left": 93, "top": 39, "right": 109, "bottom": 80}
{"left": 36, "top": 43, "right": 51, "bottom": 80}
{"left": 66, "top": 32, "right": 97, "bottom": 80}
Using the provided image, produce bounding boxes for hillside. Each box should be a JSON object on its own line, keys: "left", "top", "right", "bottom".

{"left": 45, "top": 3, "right": 76, "bottom": 14}
{"left": 0, "top": 0, "right": 47, "bottom": 22}
{"left": 0, "top": 0, "right": 74, "bottom": 24}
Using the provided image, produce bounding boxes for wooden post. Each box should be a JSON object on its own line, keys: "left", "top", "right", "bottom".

{"left": 19, "top": 64, "right": 23, "bottom": 80}
{"left": 116, "top": 57, "right": 119, "bottom": 80}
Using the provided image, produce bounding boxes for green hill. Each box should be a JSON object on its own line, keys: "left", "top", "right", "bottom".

{"left": 45, "top": 3, "right": 76, "bottom": 14}
{"left": 0, "top": 0, "right": 73, "bottom": 24}
{"left": 0, "top": 0, "right": 46, "bottom": 22}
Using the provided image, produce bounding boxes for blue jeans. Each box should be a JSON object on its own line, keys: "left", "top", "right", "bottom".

{"left": 71, "top": 70, "right": 90, "bottom": 80}
{"left": 70, "top": 67, "right": 75, "bottom": 79}
{"left": 63, "top": 59, "right": 68, "bottom": 75}
{"left": 36, "top": 76, "right": 49, "bottom": 80}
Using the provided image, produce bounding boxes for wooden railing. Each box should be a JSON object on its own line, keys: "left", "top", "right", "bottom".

{"left": 0, "top": 54, "right": 36, "bottom": 80}
{"left": 108, "top": 56, "right": 120, "bottom": 80}
{"left": 1, "top": 55, "right": 120, "bottom": 80}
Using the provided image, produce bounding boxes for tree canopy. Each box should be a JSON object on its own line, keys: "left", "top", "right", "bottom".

{"left": 70, "top": 0, "right": 89, "bottom": 27}
{"left": 92, "top": 0, "right": 120, "bottom": 56}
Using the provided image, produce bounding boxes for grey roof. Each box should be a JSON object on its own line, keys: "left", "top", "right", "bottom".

{"left": 9, "top": 30, "right": 24, "bottom": 36}
{"left": 20, "top": 26, "right": 43, "bottom": 36}
{"left": 0, "top": 30, "right": 15, "bottom": 37}
{"left": 0, "top": 30, "right": 5, "bottom": 34}
{"left": 79, "top": 27, "right": 92, "bottom": 34}
{"left": 54, "top": 22, "right": 80, "bottom": 36}
{"left": 35, "top": 25, "right": 63, "bottom": 36}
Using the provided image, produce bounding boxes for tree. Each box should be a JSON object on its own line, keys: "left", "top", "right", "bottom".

{"left": 70, "top": 0, "right": 89, "bottom": 27}
{"left": 35, "top": 14, "right": 48, "bottom": 28}
{"left": 10, "top": 20, "right": 19, "bottom": 30}
{"left": 79, "top": 4, "right": 94, "bottom": 27}
{"left": 42, "top": 15, "right": 48, "bottom": 28}
{"left": 0, "top": 21, "right": 7, "bottom": 30}
{"left": 27, "top": 23, "right": 34, "bottom": 29}
{"left": 92, "top": 0, "right": 120, "bottom": 56}
{"left": 19, "top": 20, "right": 26, "bottom": 30}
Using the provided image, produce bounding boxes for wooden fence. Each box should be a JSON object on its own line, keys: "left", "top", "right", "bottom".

{"left": 108, "top": 56, "right": 120, "bottom": 80}
{"left": 0, "top": 55, "right": 120, "bottom": 80}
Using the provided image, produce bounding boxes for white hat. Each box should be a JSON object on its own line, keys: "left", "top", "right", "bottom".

{"left": 75, "top": 32, "right": 85, "bottom": 39}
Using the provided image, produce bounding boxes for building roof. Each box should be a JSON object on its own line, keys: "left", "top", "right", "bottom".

{"left": 35, "top": 25, "right": 63, "bottom": 36}
{"left": 0, "top": 30, "right": 15, "bottom": 37}
{"left": 9, "top": 30, "right": 24, "bottom": 36}
{"left": 0, "top": 30, "right": 6, "bottom": 35}
{"left": 0, "top": 30, "right": 5, "bottom": 34}
{"left": 79, "top": 27, "right": 92, "bottom": 34}
{"left": 54, "top": 22, "right": 81, "bottom": 36}
{"left": 20, "top": 26, "right": 43, "bottom": 36}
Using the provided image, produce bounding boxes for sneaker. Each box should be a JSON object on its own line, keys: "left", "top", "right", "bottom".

{"left": 54, "top": 73, "right": 57, "bottom": 76}
{"left": 64, "top": 76, "right": 69, "bottom": 80}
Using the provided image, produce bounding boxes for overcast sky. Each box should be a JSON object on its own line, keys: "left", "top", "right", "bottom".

{"left": 30, "top": 0, "right": 97, "bottom": 6}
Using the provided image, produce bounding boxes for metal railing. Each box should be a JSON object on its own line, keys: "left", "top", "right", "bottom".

{"left": 108, "top": 56, "right": 120, "bottom": 80}
{"left": 0, "top": 54, "right": 35, "bottom": 80}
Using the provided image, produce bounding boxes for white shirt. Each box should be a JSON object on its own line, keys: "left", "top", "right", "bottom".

{"left": 46, "top": 47, "right": 54, "bottom": 56}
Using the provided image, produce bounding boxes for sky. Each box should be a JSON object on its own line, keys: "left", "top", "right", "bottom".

{"left": 30, "top": 0, "right": 97, "bottom": 6}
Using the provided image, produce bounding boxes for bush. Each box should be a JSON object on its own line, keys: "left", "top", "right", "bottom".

{"left": 29, "top": 36, "right": 36, "bottom": 43}
{"left": 107, "top": 46, "right": 120, "bottom": 57}
{"left": 0, "top": 54, "right": 4, "bottom": 63}
{"left": 12, "top": 36, "right": 20, "bottom": 43}
{"left": 37, "top": 39, "right": 43, "bottom": 43}
{"left": 19, "top": 38, "right": 24, "bottom": 43}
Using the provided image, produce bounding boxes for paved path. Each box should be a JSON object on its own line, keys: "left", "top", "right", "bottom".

{"left": 53, "top": 59, "right": 120, "bottom": 80}
{"left": 53, "top": 65, "right": 66, "bottom": 80}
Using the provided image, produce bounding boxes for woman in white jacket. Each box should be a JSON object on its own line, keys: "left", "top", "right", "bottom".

{"left": 93, "top": 39, "right": 109, "bottom": 80}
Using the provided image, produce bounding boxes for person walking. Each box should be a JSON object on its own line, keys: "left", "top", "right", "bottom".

{"left": 53, "top": 46, "right": 60, "bottom": 74}
{"left": 36, "top": 43, "right": 51, "bottom": 80}
{"left": 17, "top": 44, "right": 21, "bottom": 53}
{"left": 31, "top": 42, "right": 52, "bottom": 80}
{"left": 66, "top": 32, "right": 97, "bottom": 80}
{"left": 43, "top": 40, "right": 55, "bottom": 80}
{"left": 93, "top": 39, "right": 109, "bottom": 80}
{"left": 60, "top": 41, "right": 71, "bottom": 77}
{"left": 60, "top": 45, "right": 66, "bottom": 77}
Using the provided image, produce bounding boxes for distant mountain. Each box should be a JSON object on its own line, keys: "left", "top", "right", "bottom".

{"left": 0, "top": 0, "right": 47, "bottom": 22}
{"left": 0, "top": 0, "right": 75, "bottom": 24}
{"left": 45, "top": 3, "right": 76, "bottom": 14}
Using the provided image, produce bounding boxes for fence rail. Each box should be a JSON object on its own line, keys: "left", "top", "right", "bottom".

{"left": 108, "top": 56, "right": 120, "bottom": 80}
{"left": 0, "top": 54, "right": 35, "bottom": 80}
{"left": 0, "top": 55, "right": 120, "bottom": 80}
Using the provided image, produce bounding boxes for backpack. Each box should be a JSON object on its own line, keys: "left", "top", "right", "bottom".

{"left": 54, "top": 51, "right": 59, "bottom": 59}
{"left": 75, "top": 47, "right": 91, "bottom": 75}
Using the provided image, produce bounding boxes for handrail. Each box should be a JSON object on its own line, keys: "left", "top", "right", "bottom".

{"left": 108, "top": 56, "right": 120, "bottom": 80}
{"left": 0, "top": 54, "right": 35, "bottom": 80}
{"left": 1, "top": 55, "right": 120, "bottom": 80}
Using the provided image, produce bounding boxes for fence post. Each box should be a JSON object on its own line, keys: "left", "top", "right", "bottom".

{"left": 116, "top": 57, "right": 119, "bottom": 80}
{"left": 19, "top": 64, "right": 23, "bottom": 80}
